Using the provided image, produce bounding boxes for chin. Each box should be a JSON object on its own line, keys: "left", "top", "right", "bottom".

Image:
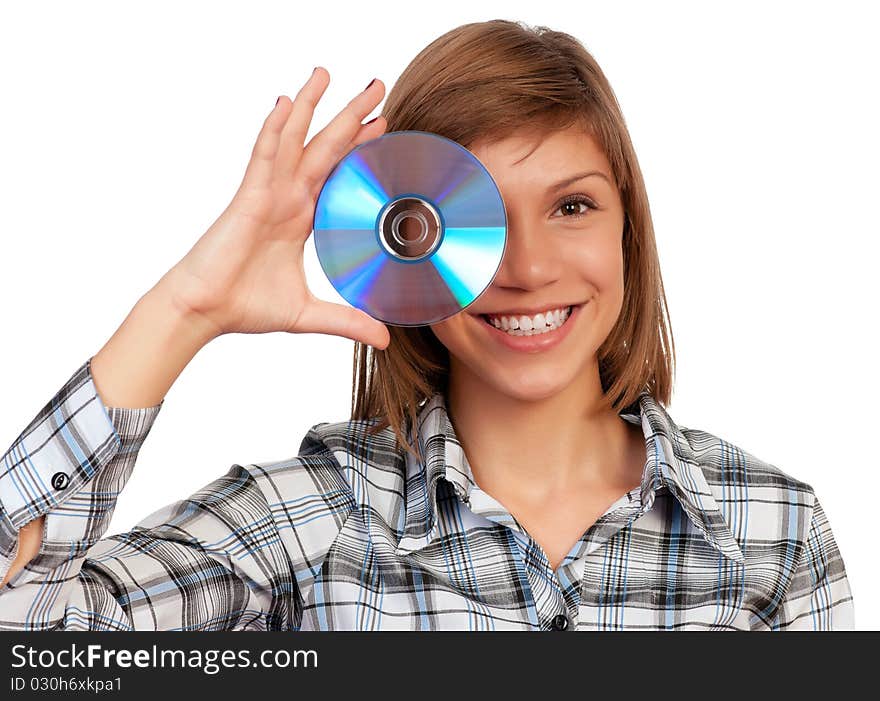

{"left": 488, "top": 370, "right": 574, "bottom": 403}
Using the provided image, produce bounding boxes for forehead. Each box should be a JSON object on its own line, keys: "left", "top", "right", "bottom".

{"left": 467, "top": 124, "right": 611, "bottom": 182}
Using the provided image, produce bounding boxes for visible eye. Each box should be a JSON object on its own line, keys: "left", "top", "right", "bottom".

{"left": 553, "top": 194, "right": 597, "bottom": 219}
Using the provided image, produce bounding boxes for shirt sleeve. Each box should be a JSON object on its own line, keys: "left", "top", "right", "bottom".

{"left": 769, "top": 494, "right": 855, "bottom": 630}
{"left": 0, "top": 357, "right": 300, "bottom": 631}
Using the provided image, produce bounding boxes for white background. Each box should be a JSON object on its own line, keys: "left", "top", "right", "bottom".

{"left": 1, "top": 1, "right": 877, "bottom": 628}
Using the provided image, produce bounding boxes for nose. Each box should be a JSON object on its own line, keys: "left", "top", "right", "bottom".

{"left": 490, "top": 221, "right": 563, "bottom": 291}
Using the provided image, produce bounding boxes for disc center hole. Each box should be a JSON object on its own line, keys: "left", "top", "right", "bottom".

{"left": 377, "top": 196, "right": 442, "bottom": 261}
{"left": 392, "top": 211, "right": 428, "bottom": 244}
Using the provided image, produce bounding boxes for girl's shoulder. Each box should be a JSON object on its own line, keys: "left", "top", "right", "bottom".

{"left": 640, "top": 394, "right": 817, "bottom": 499}
{"left": 677, "top": 421, "right": 815, "bottom": 496}
{"left": 243, "top": 418, "right": 403, "bottom": 522}
{"left": 673, "top": 420, "right": 831, "bottom": 563}
{"left": 642, "top": 395, "right": 825, "bottom": 559}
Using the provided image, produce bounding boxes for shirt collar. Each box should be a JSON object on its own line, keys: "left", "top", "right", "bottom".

{"left": 394, "top": 391, "right": 745, "bottom": 564}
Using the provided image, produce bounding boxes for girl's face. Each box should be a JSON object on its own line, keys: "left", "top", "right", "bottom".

{"left": 429, "top": 125, "right": 626, "bottom": 402}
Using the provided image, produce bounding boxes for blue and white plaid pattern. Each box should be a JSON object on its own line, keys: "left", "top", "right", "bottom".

{"left": 0, "top": 357, "right": 854, "bottom": 630}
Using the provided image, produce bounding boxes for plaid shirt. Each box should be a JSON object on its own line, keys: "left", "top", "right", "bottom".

{"left": 0, "top": 357, "right": 854, "bottom": 630}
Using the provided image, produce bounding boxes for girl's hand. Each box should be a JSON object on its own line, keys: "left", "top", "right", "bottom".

{"left": 163, "top": 68, "right": 390, "bottom": 350}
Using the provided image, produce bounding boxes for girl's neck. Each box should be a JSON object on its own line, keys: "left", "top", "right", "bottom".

{"left": 445, "top": 360, "right": 645, "bottom": 500}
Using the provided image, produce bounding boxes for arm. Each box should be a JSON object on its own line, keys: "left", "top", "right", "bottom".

{"left": 769, "top": 495, "right": 855, "bottom": 630}
{"left": 0, "top": 72, "right": 389, "bottom": 625}
{"left": 0, "top": 356, "right": 161, "bottom": 625}
{"left": 1, "top": 278, "right": 217, "bottom": 590}
{"left": 0, "top": 281, "right": 299, "bottom": 629}
{"left": 0, "top": 357, "right": 300, "bottom": 630}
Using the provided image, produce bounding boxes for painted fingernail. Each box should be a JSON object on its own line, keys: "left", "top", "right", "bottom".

{"left": 364, "top": 78, "right": 376, "bottom": 91}
{"left": 365, "top": 116, "right": 379, "bottom": 125}
{"left": 275, "top": 96, "right": 281, "bottom": 107}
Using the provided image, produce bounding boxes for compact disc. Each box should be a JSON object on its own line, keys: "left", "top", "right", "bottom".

{"left": 312, "top": 130, "right": 507, "bottom": 326}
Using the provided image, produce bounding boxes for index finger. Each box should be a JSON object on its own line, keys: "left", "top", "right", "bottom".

{"left": 239, "top": 67, "right": 329, "bottom": 191}
{"left": 295, "top": 77, "right": 386, "bottom": 197}
{"left": 274, "top": 66, "right": 332, "bottom": 180}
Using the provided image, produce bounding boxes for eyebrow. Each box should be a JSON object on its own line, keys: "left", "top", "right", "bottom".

{"left": 547, "top": 170, "right": 612, "bottom": 191}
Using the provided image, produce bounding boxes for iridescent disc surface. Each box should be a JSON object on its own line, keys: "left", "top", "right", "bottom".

{"left": 312, "top": 130, "right": 507, "bottom": 326}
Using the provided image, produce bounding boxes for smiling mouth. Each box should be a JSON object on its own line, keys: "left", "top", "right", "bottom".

{"left": 477, "top": 303, "right": 583, "bottom": 336}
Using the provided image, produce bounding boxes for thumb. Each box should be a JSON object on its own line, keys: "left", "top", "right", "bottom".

{"left": 296, "top": 298, "right": 391, "bottom": 350}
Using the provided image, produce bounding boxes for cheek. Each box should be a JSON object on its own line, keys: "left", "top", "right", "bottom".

{"left": 562, "top": 238, "right": 626, "bottom": 334}
{"left": 429, "top": 314, "right": 489, "bottom": 368}
{"left": 428, "top": 316, "right": 466, "bottom": 353}
{"left": 565, "top": 237, "right": 624, "bottom": 293}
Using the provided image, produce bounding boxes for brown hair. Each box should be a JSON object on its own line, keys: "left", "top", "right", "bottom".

{"left": 350, "top": 19, "right": 675, "bottom": 462}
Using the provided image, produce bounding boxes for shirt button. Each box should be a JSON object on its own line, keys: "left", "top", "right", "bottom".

{"left": 51, "top": 472, "right": 70, "bottom": 490}
{"left": 550, "top": 614, "right": 570, "bottom": 631}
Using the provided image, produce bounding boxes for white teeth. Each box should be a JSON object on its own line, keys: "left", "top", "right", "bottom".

{"left": 485, "top": 306, "right": 573, "bottom": 335}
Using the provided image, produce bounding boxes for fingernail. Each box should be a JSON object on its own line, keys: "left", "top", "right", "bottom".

{"left": 364, "top": 78, "right": 376, "bottom": 91}
{"left": 365, "top": 116, "right": 379, "bottom": 125}
{"left": 275, "top": 96, "right": 280, "bottom": 107}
